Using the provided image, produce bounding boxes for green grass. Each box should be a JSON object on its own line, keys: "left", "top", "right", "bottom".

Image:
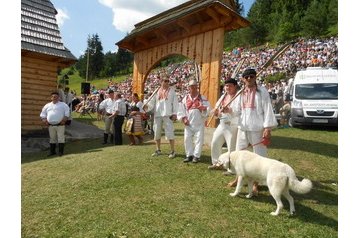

{"left": 22, "top": 121, "right": 338, "bottom": 237}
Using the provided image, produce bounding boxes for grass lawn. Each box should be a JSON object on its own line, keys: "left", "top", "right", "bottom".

{"left": 21, "top": 120, "right": 338, "bottom": 237}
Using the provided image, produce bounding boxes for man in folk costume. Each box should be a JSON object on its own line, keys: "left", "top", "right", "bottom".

{"left": 208, "top": 78, "right": 241, "bottom": 169}
{"left": 109, "top": 92, "right": 127, "bottom": 145}
{"left": 98, "top": 89, "right": 116, "bottom": 144}
{"left": 40, "top": 91, "right": 70, "bottom": 156}
{"left": 177, "top": 79, "right": 211, "bottom": 163}
{"left": 145, "top": 74, "right": 179, "bottom": 158}
{"left": 229, "top": 68, "right": 278, "bottom": 193}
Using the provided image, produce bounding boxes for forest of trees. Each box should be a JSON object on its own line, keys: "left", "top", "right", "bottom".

{"left": 72, "top": 0, "right": 338, "bottom": 80}
{"left": 225, "top": 0, "right": 338, "bottom": 49}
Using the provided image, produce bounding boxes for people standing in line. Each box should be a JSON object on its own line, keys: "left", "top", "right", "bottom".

{"left": 40, "top": 91, "right": 70, "bottom": 157}
{"left": 177, "top": 79, "right": 211, "bottom": 163}
{"left": 64, "top": 87, "right": 74, "bottom": 125}
{"left": 208, "top": 78, "right": 240, "bottom": 169}
{"left": 143, "top": 93, "right": 154, "bottom": 135}
{"left": 57, "top": 84, "right": 66, "bottom": 102}
{"left": 96, "top": 93, "right": 105, "bottom": 121}
{"left": 130, "top": 93, "right": 145, "bottom": 114}
{"left": 126, "top": 106, "right": 145, "bottom": 145}
{"left": 98, "top": 89, "right": 116, "bottom": 145}
{"left": 144, "top": 75, "right": 179, "bottom": 158}
{"left": 126, "top": 93, "right": 145, "bottom": 145}
{"left": 274, "top": 89, "right": 284, "bottom": 114}
{"left": 64, "top": 87, "right": 74, "bottom": 109}
{"left": 109, "top": 92, "right": 126, "bottom": 145}
{"left": 230, "top": 68, "right": 278, "bottom": 193}
{"left": 279, "top": 95, "right": 291, "bottom": 128}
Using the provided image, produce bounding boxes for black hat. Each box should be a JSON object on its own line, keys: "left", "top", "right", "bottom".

{"left": 242, "top": 68, "right": 257, "bottom": 77}
{"left": 224, "top": 78, "right": 238, "bottom": 85}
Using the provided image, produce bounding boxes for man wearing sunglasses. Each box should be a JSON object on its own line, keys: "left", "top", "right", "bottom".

{"left": 145, "top": 75, "right": 179, "bottom": 159}
{"left": 229, "top": 68, "right": 278, "bottom": 194}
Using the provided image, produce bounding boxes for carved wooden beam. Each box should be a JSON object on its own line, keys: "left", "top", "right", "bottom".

{"left": 177, "top": 19, "right": 191, "bottom": 34}
{"left": 214, "top": 5, "right": 232, "bottom": 18}
{"left": 195, "top": 12, "right": 204, "bottom": 24}
{"left": 136, "top": 36, "right": 149, "bottom": 47}
{"left": 205, "top": 7, "right": 220, "bottom": 24}
{"left": 154, "top": 29, "right": 168, "bottom": 41}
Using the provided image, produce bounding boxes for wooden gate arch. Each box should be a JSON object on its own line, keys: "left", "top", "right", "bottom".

{"left": 117, "top": 0, "right": 250, "bottom": 127}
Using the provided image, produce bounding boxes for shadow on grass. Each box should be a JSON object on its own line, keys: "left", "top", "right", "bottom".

{"left": 232, "top": 185, "right": 337, "bottom": 230}
{"left": 21, "top": 133, "right": 156, "bottom": 164}
{"left": 270, "top": 136, "right": 337, "bottom": 159}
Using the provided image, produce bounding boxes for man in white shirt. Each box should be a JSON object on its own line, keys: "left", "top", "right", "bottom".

{"left": 40, "top": 91, "right": 70, "bottom": 156}
{"left": 178, "top": 79, "right": 211, "bottom": 163}
{"left": 208, "top": 78, "right": 240, "bottom": 169}
{"left": 230, "top": 68, "right": 278, "bottom": 193}
{"left": 109, "top": 92, "right": 127, "bottom": 145}
{"left": 99, "top": 89, "right": 116, "bottom": 144}
{"left": 145, "top": 75, "right": 179, "bottom": 158}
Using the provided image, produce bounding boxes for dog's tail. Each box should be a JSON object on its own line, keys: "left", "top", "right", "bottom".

{"left": 288, "top": 167, "right": 313, "bottom": 194}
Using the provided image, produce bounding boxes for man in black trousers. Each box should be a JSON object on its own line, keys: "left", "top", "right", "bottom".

{"left": 109, "top": 92, "right": 127, "bottom": 145}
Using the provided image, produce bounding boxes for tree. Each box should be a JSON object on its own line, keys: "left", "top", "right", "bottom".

{"left": 75, "top": 34, "right": 105, "bottom": 80}
{"left": 116, "top": 47, "right": 133, "bottom": 74}
{"left": 301, "top": 0, "right": 328, "bottom": 37}
{"left": 100, "top": 51, "right": 118, "bottom": 78}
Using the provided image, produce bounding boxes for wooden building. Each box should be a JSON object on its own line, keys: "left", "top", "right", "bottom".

{"left": 116, "top": 0, "right": 250, "bottom": 127}
{"left": 21, "top": 0, "right": 77, "bottom": 134}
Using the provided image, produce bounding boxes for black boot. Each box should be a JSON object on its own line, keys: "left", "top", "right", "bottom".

{"left": 58, "top": 143, "right": 65, "bottom": 156}
{"left": 109, "top": 134, "right": 114, "bottom": 144}
{"left": 47, "top": 143, "right": 56, "bottom": 157}
{"left": 102, "top": 133, "right": 108, "bottom": 144}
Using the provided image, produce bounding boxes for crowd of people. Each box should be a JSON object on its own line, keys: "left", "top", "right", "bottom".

{"left": 42, "top": 37, "right": 337, "bottom": 188}
{"left": 69, "top": 36, "right": 337, "bottom": 109}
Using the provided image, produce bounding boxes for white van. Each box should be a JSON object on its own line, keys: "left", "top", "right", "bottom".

{"left": 288, "top": 67, "right": 338, "bottom": 127}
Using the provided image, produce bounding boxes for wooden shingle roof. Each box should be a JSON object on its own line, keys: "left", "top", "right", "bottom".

{"left": 21, "top": 0, "right": 77, "bottom": 63}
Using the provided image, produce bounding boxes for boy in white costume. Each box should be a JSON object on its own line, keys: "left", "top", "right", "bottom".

{"left": 208, "top": 78, "right": 240, "bottom": 169}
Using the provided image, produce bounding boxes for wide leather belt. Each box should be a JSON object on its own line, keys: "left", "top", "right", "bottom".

{"left": 49, "top": 123, "right": 62, "bottom": 126}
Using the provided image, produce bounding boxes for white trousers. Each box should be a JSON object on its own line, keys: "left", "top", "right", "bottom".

{"left": 184, "top": 124, "right": 205, "bottom": 158}
{"left": 210, "top": 122, "right": 238, "bottom": 165}
{"left": 153, "top": 116, "right": 175, "bottom": 140}
{"left": 104, "top": 115, "right": 113, "bottom": 134}
{"left": 236, "top": 129, "right": 267, "bottom": 157}
{"left": 49, "top": 125, "right": 65, "bottom": 144}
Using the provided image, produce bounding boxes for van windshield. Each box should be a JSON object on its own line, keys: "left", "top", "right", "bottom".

{"left": 295, "top": 83, "right": 338, "bottom": 100}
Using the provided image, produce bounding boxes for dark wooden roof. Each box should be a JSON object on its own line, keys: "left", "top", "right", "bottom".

{"left": 21, "top": 0, "right": 77, "bottom": 64}
{"left": 116, "top": 0, "right": 250, "bottom": 53}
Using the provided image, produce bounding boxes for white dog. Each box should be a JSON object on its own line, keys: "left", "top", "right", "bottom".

{"left": 219, "top": 150, "right": 312, "bottom": 216}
